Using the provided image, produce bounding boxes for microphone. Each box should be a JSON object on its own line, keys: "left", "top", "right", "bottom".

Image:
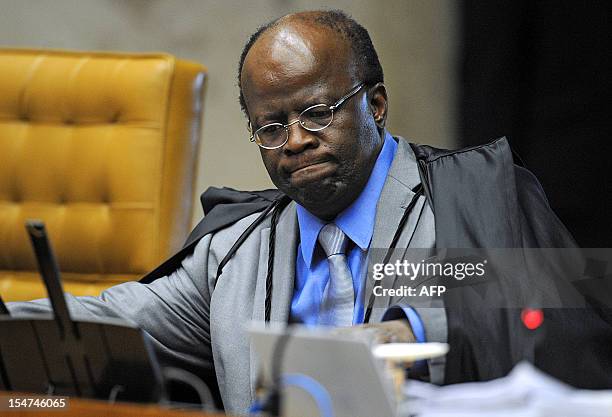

{"left": 520, "top": 307, "right": 545, "bottom": 365}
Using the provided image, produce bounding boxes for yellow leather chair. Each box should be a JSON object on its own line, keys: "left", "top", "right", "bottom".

{"left": 0, "top": 48, "right": 207, "bottom": 301}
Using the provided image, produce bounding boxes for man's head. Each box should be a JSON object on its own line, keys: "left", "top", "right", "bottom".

{"left": 239, "top": 10, "right": 388, "bottom": 220}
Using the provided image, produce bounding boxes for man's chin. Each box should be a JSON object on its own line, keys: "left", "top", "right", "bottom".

{"left": 285, "top": 180, "right": 348, "bottom": 218}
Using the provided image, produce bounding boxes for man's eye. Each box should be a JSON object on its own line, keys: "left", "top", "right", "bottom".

{"left": 304, "top": 108, "right": 332, "bottom": 120}
{"left": 260, "top": 124, "right": 283, "bottom": 134}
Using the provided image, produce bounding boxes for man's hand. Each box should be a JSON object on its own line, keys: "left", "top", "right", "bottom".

{"left": 360, "top": 319, "right": 416, "bottom": 344}
{"left": 331, "top": 319, "right": 416, "bottom": 344}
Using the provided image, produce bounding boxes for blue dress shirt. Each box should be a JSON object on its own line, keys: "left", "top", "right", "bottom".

{"left": 290, "top": 132, "right": 425, "bottom": 343}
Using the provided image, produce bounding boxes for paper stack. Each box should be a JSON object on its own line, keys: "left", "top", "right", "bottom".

{"left": 400, "top": 362, "right": 612, "bottom": 417}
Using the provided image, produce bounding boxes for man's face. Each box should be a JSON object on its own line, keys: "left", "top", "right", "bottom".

{"left": 240, "top": 21, "right": 386, "bottom": 220}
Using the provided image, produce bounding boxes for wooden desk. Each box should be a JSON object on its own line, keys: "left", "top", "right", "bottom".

{"left": 0, "top": 393, "right": 227, "bottom": 417}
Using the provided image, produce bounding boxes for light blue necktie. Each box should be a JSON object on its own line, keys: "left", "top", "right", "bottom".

{"left": 317, "top": 223, "right": 355, "bottom": 327}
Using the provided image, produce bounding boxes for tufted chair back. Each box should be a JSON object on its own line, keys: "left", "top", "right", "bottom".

{"left": 0, "top": 49, "right": 207, "bottom": 301}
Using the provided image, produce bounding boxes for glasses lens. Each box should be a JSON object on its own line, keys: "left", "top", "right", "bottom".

{"left": 299, "top": 104, "right": 333, "bottom": 131}
{"left": 255, "top": 123, "right": 286, "bottom": 148}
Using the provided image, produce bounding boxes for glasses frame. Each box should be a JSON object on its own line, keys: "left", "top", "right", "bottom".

{"left": 248, "top": 82, "right": 366, "bottom": 150}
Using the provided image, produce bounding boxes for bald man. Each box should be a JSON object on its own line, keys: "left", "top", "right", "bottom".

{"left": 9, "top": 10, "right": 612, "bottom": 414}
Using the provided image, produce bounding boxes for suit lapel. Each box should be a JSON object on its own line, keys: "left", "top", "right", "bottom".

{"left": 371, "top": 137, "right": 421, "bottom": 248}
{"left": 366, "top": 137, "right": 423, "bottom": 315}
{"left": 269, "top": 201, "right": 298, "bottom": 322}
{"left": 250, "top": 201, "right": 298, "bottom": 322}
{"left": 249, "top": 201, "right": 298, "bottom": 399}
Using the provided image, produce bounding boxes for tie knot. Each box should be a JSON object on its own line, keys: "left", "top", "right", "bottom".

{"left": 318, "top": 223, "right": 348, "bottom": 257}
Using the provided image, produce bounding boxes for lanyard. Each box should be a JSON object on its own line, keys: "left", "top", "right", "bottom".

{"left": 363, "top": 184, "right": 424, "bottom": 323}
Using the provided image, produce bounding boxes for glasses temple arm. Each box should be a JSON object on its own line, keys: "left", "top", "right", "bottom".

{"left": 330, "top": 83, "right": 365, "bottom": 110}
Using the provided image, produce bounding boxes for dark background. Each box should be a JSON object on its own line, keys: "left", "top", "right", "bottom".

{"left": 459, "top": 1, "right": 611, "bottom": 247}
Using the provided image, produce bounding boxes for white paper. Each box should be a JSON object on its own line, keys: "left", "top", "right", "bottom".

{"left": 400, "top": 362, "right": 612, "bottom": 417}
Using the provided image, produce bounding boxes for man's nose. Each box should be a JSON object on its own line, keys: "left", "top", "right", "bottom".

{"left": 283, "top": 122, "right": 317, "bottom": 154}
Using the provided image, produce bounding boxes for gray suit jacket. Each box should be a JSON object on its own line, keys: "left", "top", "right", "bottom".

{"left": 8, "top": 136, "right": 441, "bottom": 414}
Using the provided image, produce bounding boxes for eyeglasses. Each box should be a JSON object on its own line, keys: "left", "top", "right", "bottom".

{"left": 248, "top": 83, "right": 366, "bottom": 149}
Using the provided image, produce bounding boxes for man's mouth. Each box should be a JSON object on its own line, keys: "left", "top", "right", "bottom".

{"left": 289, "top": 160, "right": 330, "bottom": 174}
{"left": 286, "top": 160, "right": 336, "bottom": 185}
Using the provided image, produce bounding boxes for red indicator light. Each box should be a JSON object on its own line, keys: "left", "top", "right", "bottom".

{"left": 521, "top": 308, "right": 544, "bottom": 330}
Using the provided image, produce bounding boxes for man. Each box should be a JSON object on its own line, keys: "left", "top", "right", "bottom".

{"left": 8, "top": 10, "right": 612, "bottom": 415}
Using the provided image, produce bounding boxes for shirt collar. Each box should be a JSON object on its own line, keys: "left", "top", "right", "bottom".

{"left": 296, "top": 131, "right": 398, "bottom": 266}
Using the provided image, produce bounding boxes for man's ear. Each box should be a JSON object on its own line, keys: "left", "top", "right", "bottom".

{"left": 368, "top": 83, "right": 388, "bottom": 129}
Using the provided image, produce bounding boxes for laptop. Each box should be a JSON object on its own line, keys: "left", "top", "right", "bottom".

{"left": 249, "top": 323, "right": 397, "bottom": 417}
